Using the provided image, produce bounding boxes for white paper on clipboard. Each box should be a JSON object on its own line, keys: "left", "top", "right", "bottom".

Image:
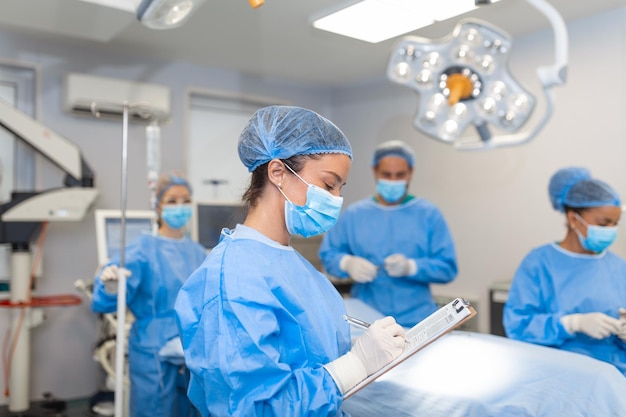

{"left": 343, "top": 297, "right": 477, "bottom": 399}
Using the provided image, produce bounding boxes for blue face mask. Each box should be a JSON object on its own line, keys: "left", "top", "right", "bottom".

{"left": 161, "top": 204, "right": 193, "bottom": 230}
{"left": 574, "top": 213, "right": 618, "bottom": 253}
{"left": 376, "top": 179, "right": 407, "bottom": 203}
{"left": 279, "top": 165, "right": 343, "bottom": 238}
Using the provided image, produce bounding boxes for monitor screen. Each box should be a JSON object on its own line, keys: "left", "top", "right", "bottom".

{"left": 95, "top": 209, "right": 156, "bottom": 266}
{"left": 193, "top": 202, "right": 247, "bottom": 249}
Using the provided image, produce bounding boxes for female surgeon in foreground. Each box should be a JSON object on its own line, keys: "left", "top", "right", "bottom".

{"left": 175, "top": 105, "right": 406, "bottom": 416}
{"left": 504, "top": 167, "right": 626, "bottom": 375}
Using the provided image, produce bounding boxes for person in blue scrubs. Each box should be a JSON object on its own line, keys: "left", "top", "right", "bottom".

{"left": 92, "top": 172, "right": 207, "bottom": 417}
{"left": 504, "top": 167, "right": 626, "bottom": 375}
{"left": 319, "top": 140, "right": 458, "bottom": 327}
{"left": 175, "top": 106, "right": 406, "bottom": 417}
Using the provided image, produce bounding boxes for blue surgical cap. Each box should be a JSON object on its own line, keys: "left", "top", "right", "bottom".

{"left": 372, "top": 140, "right": 415, "bottom": 168}
{"left": 548, "top": 167, "right": 620, "bottom": 212}
{"left": 238, "top": 105, "right": 352, "bottom": 172}
{"left": 156, "top": 173, "right": 192, "bottom": 203}
{"left": 564, "top": 179, "right": 621, "bottom": 210}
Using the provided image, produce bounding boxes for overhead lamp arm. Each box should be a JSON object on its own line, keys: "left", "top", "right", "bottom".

{"left": 461, "top": 0, "right": 568, "bottom": 150}
{"left": 529, "top": 0, "right": 568, "bottom": 87}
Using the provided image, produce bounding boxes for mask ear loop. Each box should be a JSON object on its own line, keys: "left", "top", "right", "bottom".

{"left": 573, "top": 212, "right": 588, "bottom": 227}
{"left": 277, "top": 162, "right": 310, "bottom": 204}
{"left": 283, "top": 162, "right": 311, "bottom": 186}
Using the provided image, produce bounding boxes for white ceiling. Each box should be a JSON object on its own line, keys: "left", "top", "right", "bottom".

{"left": 1, "top": 0, "right": 625, "bottom": 86}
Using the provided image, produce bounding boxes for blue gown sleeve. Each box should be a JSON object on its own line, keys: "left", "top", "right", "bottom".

{"left": 411, "top": 209, "right": 457, "bottom": 284}
{"left": 503, "top": 254, "right": 571, "bottom": 346}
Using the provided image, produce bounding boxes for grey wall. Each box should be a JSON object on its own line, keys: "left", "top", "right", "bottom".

{"left": 0, "top": 3, "right": 625, "bottom": 403}
{"left": 331, "top": 6, "right": 626, "bottom": 333}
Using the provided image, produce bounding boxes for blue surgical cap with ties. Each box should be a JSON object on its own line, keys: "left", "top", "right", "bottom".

{"left": 548, "top": 167, "right": 620, "bottom": 212}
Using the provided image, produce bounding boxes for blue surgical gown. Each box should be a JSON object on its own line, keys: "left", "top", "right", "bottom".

{"left": 174, "top": 224, "right": 352, "bottom": 417}
{"left": 319, "top": 197, "right": 458, "bottom": 327}
{"left": 92, "top": 233, "right": 207, "bottom": 417}
{"left": 503, "top": 243, "right": 626, "bottom": 376}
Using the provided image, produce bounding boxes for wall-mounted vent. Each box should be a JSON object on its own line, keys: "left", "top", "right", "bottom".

{"left": 63, "top": 73, "right": 171, "bottom": 122}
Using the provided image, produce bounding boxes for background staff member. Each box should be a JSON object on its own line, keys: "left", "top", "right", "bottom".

{"left": 504, "top": 167, "right": 626, "bottom": 376}
{"left": 320, "top": 140, "right": 458, "bottom": 327}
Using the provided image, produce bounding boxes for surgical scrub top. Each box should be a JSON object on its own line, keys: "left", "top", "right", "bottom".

{"left": 92, "top": 233, "right": 207, "bottom": 351}
{"left": 174, "top": 224, "right": 352, "bottom": 417}
{"left": 319, "top": 197, "right": 457, "bottom": 327}
{"left": 504, "top": 243, "right": 626, "bottom": 376}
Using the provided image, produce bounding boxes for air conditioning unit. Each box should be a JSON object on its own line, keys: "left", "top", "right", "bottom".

{"left": 63, "top": 73, "right": 171, "bottom": 122}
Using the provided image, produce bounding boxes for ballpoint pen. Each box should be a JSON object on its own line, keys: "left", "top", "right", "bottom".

{"left": 343, "top": 314, "right": 371, "bottom": 330}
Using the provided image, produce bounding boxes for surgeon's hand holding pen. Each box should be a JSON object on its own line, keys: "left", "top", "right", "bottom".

{"left": 324, "top": 316, "right": 406, "bottom": 394}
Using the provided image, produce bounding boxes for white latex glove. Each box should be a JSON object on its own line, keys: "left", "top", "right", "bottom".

{"left": 560, "top": 312, "right": 621, "bottom": 339}
{"left": 324, "top": 316, "right": 406, "bottom": 393}
{"left": 340, "top": 255, "right": 377, "bottom": 283}
{"left": 618, "top": 308, "right": 626, "bottom": 342}
{"left": 100, "top": 265, "right": 131, "bottom": 294}
{"left": 383, "top": 254, "right": 417, "bottom": 277}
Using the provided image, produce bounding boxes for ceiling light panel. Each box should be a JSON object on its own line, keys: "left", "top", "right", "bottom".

{"left": 312, "top": 0, "right": 480, "bottom": 43}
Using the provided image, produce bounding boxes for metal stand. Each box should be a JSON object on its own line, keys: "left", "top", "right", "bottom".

{"left": 114, "top": 104, "right": 130, "bottom": 417}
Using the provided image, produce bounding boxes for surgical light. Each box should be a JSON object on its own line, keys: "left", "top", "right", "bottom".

{"left": 136, "top": 0, "right": 206, "bottom": 29}
{"left": 387, "top": 0, "right": 568, "bottom": 150}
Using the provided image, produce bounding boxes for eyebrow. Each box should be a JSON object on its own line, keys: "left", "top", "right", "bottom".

{"left": 323, "top": 170, "right": 346, "bottom": 186}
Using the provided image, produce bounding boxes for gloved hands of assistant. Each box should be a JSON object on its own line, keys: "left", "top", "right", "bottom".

{"left": 100, "top": 265, "right": 131, "bottom": 294}
{"left": 340, "top": 255, "right": 377, "bottom": 283}
{"left": 560, "top": 312, "right": 621, "bottom": 339}
{"left": 323, "top": 316, "right": 406, "bottom": 394}
{"left": 383, "top": 254, "right": 417, "bottom": 277}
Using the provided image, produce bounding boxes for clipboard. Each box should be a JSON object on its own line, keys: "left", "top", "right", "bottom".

{"left": 344, "top": 297, "right": 477, "bottom": 399}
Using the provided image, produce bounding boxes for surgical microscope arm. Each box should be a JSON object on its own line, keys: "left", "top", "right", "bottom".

{"left": 0, "top": 99, "right": 98, "bottom": 244}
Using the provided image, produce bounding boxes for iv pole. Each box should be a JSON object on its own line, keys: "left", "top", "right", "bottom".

{"left": 88, "top": 98, "right": 160, "bottom": 417}
{"left": 114, "top": 103, "right": 130, "bottom": 417}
